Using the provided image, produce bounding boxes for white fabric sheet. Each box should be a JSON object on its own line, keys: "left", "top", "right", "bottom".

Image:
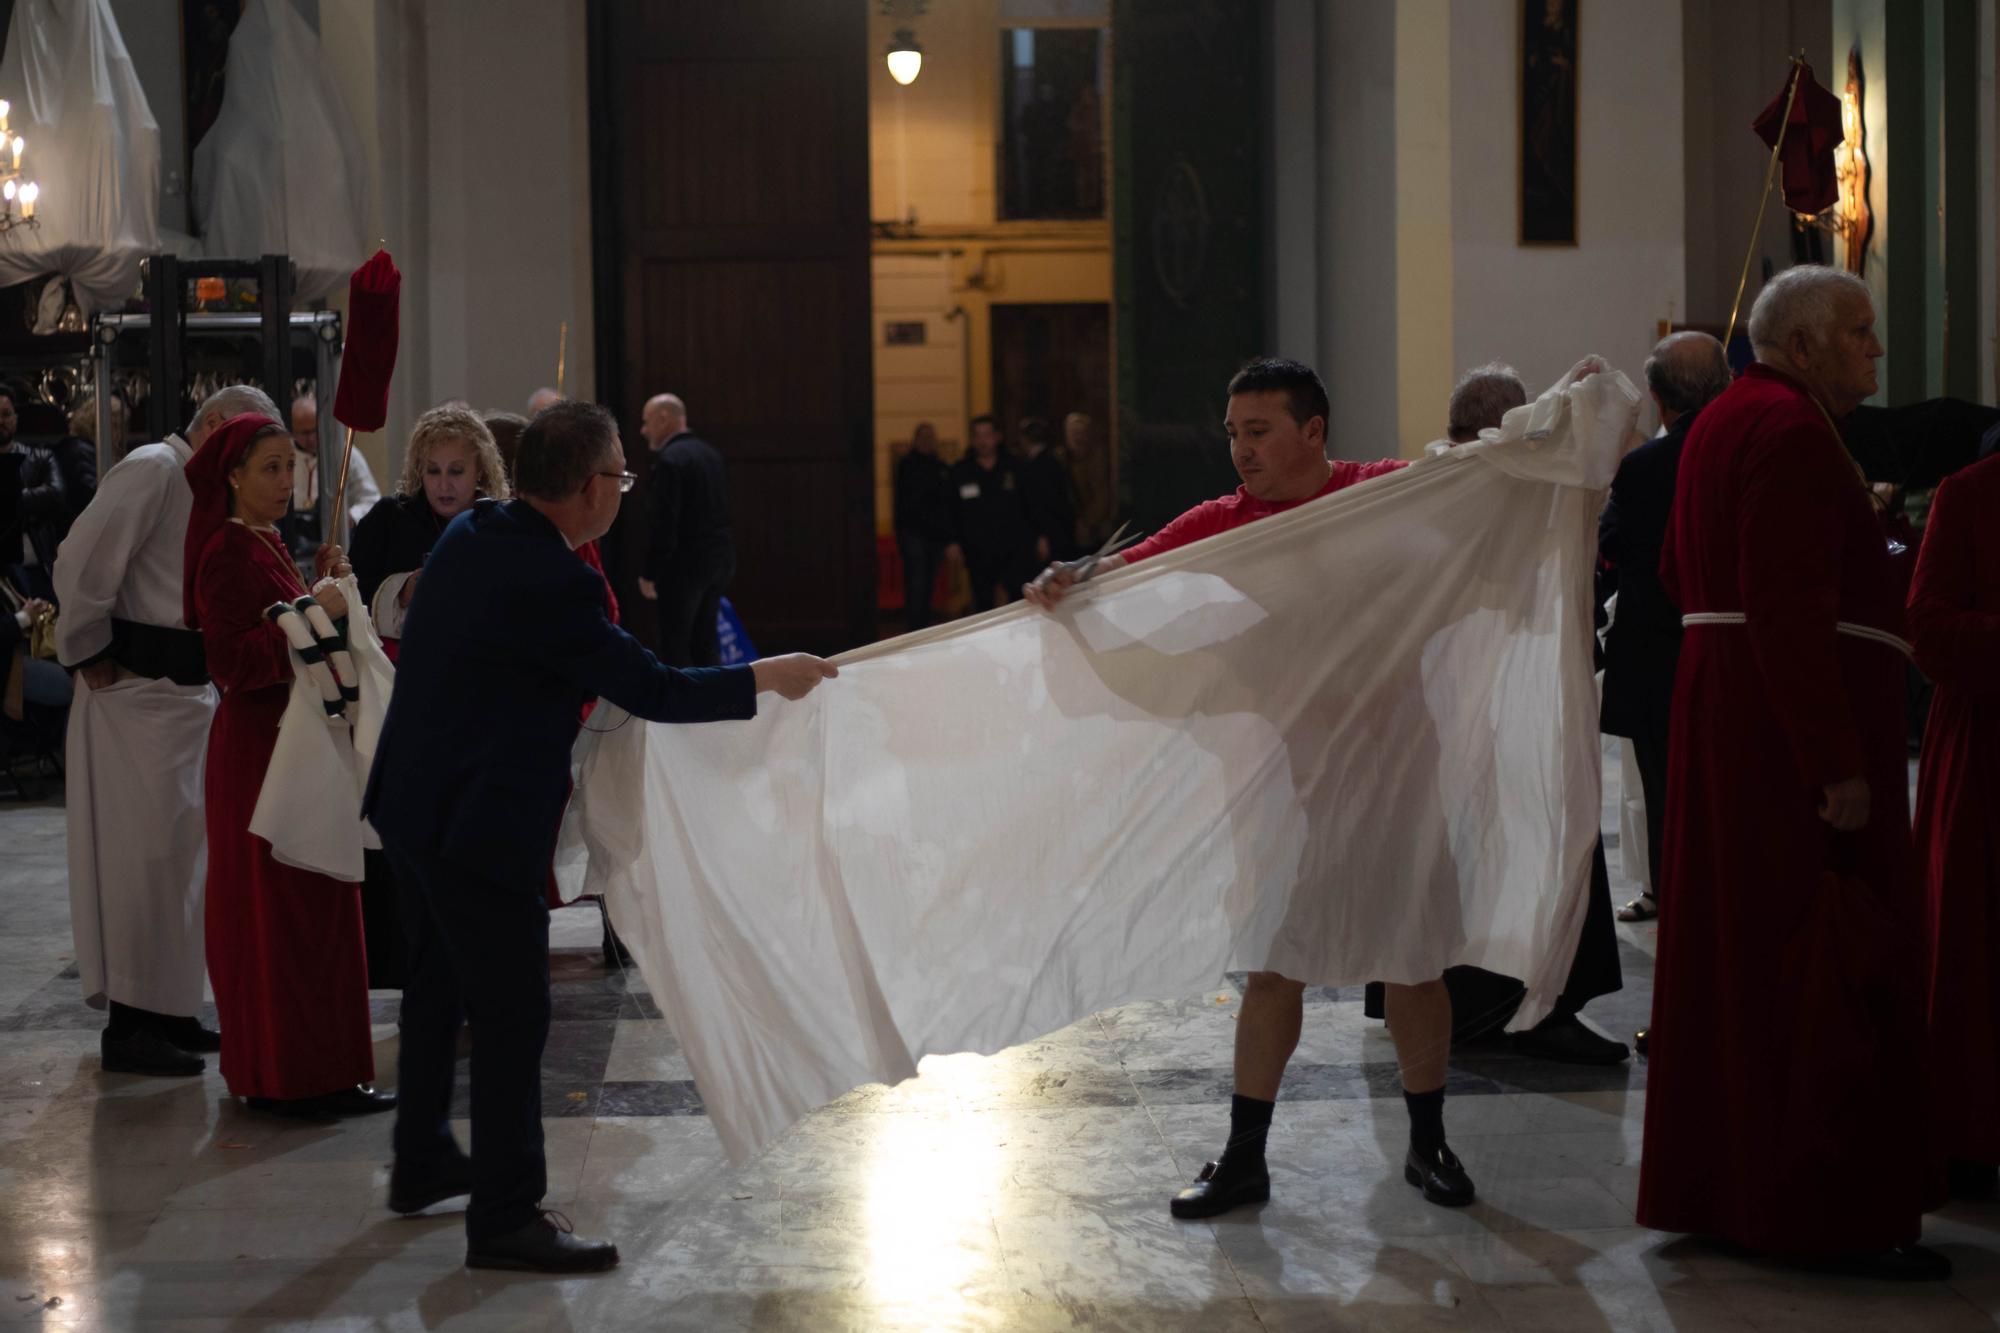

{"left": 53, "top": 437, "right": 212, "bottom": 1013}
{"left": 573, "top": 371, "right": 1642, "bottom": 1163}
{"left": 193, "top": 0, "right": 368, "bottom": 301}
{"left": 248, "top": 575, "right": 392, "bottom": 882}
{"left": 0, "top": 0, "right": 160, "bottom": 324}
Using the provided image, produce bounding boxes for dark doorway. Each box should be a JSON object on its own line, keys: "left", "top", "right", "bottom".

{"left": 589, "top": 0, "right": 875, "bottom": 656}
{"left": 990, "top": 301, "right": 1112, "bottom": 547}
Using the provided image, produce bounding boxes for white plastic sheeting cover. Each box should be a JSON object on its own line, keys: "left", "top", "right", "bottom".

{"left": 0, "top": 0, "right": 160, "bottom": 325}
{"left": 193, "top": 0, "right": 367, "bottom": 301}
{"left": 572, "top": 370, "right": 1643, "bottom": 1163}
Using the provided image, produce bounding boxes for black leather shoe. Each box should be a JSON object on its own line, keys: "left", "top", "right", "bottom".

{"left": 1169, "top": 1158, "right": 1270, "bottom": 1219}
{"left": 466, "top": 1211, "right": 619, "bottom": 1273}
{"left": 159, "top": 1016, "right": 222, "bottom": 1054}
{"left": 602, "top": 924, "right": 633, "bottom": 969}
{"left": 389, "top": 1151, "right": 475, "bottom": 1215}
{"left": 101, "top": 1028, "right": 204, "bottom": 1077}
{"left": 1404, "top": 1144, "right": 1476, "bottom": 1207}
{"left": 1634, "top": 1028, "right": 1649, "bottom": 1056}
{"left": 1511, "top": 1014, "right": 1630, "bottom": 1066}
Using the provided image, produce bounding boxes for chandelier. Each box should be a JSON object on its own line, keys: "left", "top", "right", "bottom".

{"left": 0, "top": 99, "right": 40, "bottom": 235}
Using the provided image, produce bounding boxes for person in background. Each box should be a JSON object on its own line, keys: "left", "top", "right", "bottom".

{"left": 484, "top": 411, "right": 530, "bottom": 480}
{"left": 950, "top": 414, "right": 1035, "bottom": 612}
{"left": 1439, "top": 362, "right": 1527, "bottom": 449}
{"left": 1065, "top": 411, "right": 1113, "bottom": 553}
{"left": 1016, "top": 416, "right": 1077, "bottom": 564}
{"left": 637, "top": 393, "right": 734, "bottom": 667}
{"left": 526, "top": 387, "right": 564, "bottom": 418}
{"left": 278, "top": 394, "right": 380, "bottom": 581}
{"left": 894, "top": 422, "right": 958, "bottom": 632}
{"left": 0, "top": 386, "right": 66, "bottom": 601}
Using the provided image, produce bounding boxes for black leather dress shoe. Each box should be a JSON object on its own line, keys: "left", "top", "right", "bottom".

{"left": 159, "top": 1017, "right": 222, "bottom": 1054}
{"left": 1404, "top": 1144, "right": 1476, "bottom": 1207}
{"left": 1634, "top": 1028, "right": 1649, "bottom": 1056}
{"left": 602, "top": 924, "right": 633, "bottom": 969}
{"left": 389, "top": 1151, "right": 475, "bottom": 1215}
{"left": 101, "top": 1028, "right": 204, "bottom": 1077}
{"left": 1511, "top": 1014, "right": 1630, "bottom": 1066}
{"left": 466, "top": 1212, "right": 619, "bottom": 1273}
{"left": 1169, "top": 1158, "right": 1270, "bottom": 1219}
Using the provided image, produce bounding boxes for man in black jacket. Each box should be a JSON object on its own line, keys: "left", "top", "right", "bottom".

{"left": 894, "top": 422, "right": 958, "bottom": 630}
{"left": 367, "top": 401, "right": 834, "bottom": 1272}
{"left": 1600, "top": 331, "right": 1731, "bottom": 922}
{"left": 1016, "top": 416, "right": 1077, "bottom": 564}
{"left": 0, "top": 387, "right": 66, "bottom": 601}
{"left": 636, "top": 393, "right": 736, "bottom": 666}
{"left": 949, "top": 414, "right": 1036, "bottom": 611}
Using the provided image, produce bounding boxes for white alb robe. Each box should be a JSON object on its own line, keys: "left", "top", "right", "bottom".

{"left": 53, "top": 437, "right": 217, "bottom": 1014}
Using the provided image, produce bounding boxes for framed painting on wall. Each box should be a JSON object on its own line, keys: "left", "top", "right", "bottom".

{"left": 1519, "top": 0, "right": 1578, "bottom": 246}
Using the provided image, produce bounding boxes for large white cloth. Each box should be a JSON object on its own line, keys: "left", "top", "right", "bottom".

{"left": 53, "top": 439, "right": 214, "bottom": 1014}
{"left": 574, "top": 370, "right": 1642, "bottom": 1162}
{"left": 192, "top": 0, "right": 368, "bottom": 301}
{"left": 248, "top": 576, "right": 393, "bottom": 882}
{"left": 0, "top": 0, "right": 160, "bottom": 325}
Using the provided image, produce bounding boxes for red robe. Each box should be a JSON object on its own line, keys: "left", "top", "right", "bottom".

{"left": 195, "top": 522, "right": 376, "bottom": 1099}
{"left": 1910, "top": 453, "right": 2000, "bottom": 1168}
{"left": 1637, "top": 364, "right": 1926, "bottom": 1255}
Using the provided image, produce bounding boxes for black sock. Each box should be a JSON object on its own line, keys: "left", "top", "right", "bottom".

{"left": 1220, "top": 1093, "right": 1274, "bottom": 1168}
{"left": 1404, "top": 1086, "right": 1446, "bottom": 1158}
{"left": 105, "top": 1001, "right": 151, "bottom": 1040}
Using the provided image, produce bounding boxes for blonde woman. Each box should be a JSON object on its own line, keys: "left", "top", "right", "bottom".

{"left": 350, "top": 405, "right": 511, "bottom": 653}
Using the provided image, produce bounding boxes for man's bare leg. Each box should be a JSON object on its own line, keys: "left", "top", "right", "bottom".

{"left": 1170, "top": 970, "right": 1302, "bottom": 1219}
{"left": 1385, "top": 977, "right": 1475, "bottom": 1205}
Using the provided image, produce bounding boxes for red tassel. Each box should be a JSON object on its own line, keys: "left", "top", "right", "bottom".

{"left": 333, "top": 249, "right": 402, "bottom": 433}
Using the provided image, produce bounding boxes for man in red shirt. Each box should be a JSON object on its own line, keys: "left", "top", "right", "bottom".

{"left": 1025, "top": 358, "right": 1473, "bottom": 1217}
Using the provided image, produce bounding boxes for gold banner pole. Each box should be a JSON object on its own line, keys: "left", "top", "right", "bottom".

{"left": 1724, "top": 54, "right": 1807, "bottom": 347}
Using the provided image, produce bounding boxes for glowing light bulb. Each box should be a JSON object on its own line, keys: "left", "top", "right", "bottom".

{"left": 10, "top": 137, "right": 21, "bottom": 168}
{"left": 3, "top": 180, "right": 14, "bottom": 202}
{"left": 886, "top": 29, "right": 922, "bottom": 86}
{"left": 19, "top": 182, "right": 35, "bottom": 218}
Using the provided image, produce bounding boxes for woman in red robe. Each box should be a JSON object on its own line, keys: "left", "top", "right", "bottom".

{"left": 1636, "top": 269, "right": 1941, "bottom": 1277}
{"left": 185, "top": 414, "right": 389, "bottom": 1116}
{"left": 1910, "top": 451, "right": 2000, "bottom": 1199}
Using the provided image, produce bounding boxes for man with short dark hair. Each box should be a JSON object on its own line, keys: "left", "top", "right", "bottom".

{"left": 1601, "top": 331, "right": 1730, "bottom": 923}
{"left": 894, "top": 422, "right": 958, "bottom": 631}
{"left": 366, "top": 399, "right": 837, "bottom": 1273}
{"left": 636, "top": 393, "right": 735, "bottom": 667}
{"left": 952, "top": 413, "right": 1036, "bottom": 611}
{"left": 1026, "top": 357, "right": 1479, "bottom": 1218}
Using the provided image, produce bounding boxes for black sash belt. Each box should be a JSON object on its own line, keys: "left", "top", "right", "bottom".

{"left": 111, "top": 619, "right": 210, "bottom": 686}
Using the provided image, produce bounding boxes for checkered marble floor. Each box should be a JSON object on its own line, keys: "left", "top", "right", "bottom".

{"left": 0, "top": 745, "right": 1994, "bottom": 1331}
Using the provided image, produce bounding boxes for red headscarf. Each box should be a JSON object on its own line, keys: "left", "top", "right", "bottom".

{"left": 183, "top": 413, "right": 285, "bottom": 629}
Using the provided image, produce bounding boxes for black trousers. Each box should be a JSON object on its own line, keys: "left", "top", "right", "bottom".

{"left": 898, "top": 532, "right": 949, "bottom": 631}
{"left": 387, "top": 843, "right": 551, "bottom": 1243}
{"left": 1364, "top": 835, "right": 1622, "bottom": 1043}
{"left": 1627, "top": 717, "right": 1670, "bottom": 899}
{"left": 656, "top": 556, "right": 733, "bottom": 668}
{"left": 360, "top": 848, "right": 406, "bottom": 991}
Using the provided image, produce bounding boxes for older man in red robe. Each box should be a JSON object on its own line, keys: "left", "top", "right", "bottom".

{"left": 1910, "top": 449, "right": 2000, "bottom": 1202}
{"left": 1637, "top": 266, "right": 1945, "bottom": 1278}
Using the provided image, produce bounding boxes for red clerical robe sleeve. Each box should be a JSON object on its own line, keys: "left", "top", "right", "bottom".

{"left": 195, "top": 529, "right": 300, "bottom": 694}
{"left": 1908, "top": 464, "right": 2000, "bottom": 696}
{"left": 1734, "top": 419, "right": 1867, "bottom": 786}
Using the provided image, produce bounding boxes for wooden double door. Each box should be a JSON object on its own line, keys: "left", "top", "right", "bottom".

{"left": 590, "top": 1, "right": 875, "bottom": 655}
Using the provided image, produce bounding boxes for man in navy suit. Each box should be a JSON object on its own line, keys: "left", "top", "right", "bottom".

{"left": 364, "top": 400, "right": 835, "bottom": 1273}
{"left": 1599, "top": 331, "right": 1730, "bottom": 925}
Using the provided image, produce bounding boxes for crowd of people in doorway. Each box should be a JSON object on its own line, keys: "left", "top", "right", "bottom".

{"left": 892, "top": 410, "right": 1112, "bottom": 628}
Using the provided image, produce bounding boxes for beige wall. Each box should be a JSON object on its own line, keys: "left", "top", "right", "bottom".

{"left": 320, "top": 0, "right": 596, "bottom": 483}
{"left": 1279, "top": 0, "right": 1687, "bottom": 454}
{"left": 867, "top": 0, "right": 1113, "bottom": 533}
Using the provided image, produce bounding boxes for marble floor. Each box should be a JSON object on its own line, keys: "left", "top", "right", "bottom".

{"left": 2, "top": 752, "right": 1996, "bottom": 1331}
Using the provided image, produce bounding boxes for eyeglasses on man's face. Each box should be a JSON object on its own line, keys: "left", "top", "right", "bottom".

{"left": 596, "top": 471, "right": 638, "bottom": 494}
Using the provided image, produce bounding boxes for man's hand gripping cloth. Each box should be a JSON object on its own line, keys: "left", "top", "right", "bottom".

{"left": 570, "top": 370, "right": 1643, "bottom": 1162}
{"left": 250, "top": 575, "right": 396, "bottom": 880}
